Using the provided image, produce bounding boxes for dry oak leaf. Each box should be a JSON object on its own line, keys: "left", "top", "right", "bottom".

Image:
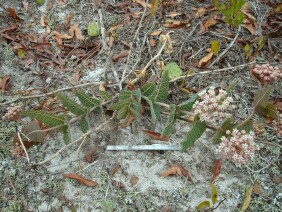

{"left": 160, "top": 166, "right": 183, "bottom": 177}
{"left": 112, "top": 50, "right": 129, "bottom": 62}
{"left": 198, "top": 49, "right": 214, "bottom": 67}
{"left": 130, "top": 176, "right": 139, "bottom": 187}
{"left": 0, "top": 76, "right": 11, "bottom": 92}
{"left": 69, "top": 23, "right": 85, "bottom": 40}
{"left": 63, "top": 173, "right": 97, "bottom": 187}
{"left": 211, "top": 159, "right": 222, "bottom": 183}
{"left": 143, "top": 130, "right": 170, "bottom": 141}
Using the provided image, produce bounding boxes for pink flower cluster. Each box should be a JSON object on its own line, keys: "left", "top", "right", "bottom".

{"left": 193, "top": 87, "right": 234, "bottom": 125}
{"left": 216, "top": 129, "right": 259, "bottom": 165}
{"left": 252, "top": 64, "right": 282, "bottom": 84}
{"left": 11, "top": 142, "right": 25, "bottom": 158}
{"left": 2, "top": 105, "right": 21, "bottom": 121}
{"left": 272, "top": 113, "right": 282, "bottom": 137}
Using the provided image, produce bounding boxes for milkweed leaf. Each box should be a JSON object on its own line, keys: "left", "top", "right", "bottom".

{"left": 75, "top": 91, "right": 101, "bottom": 108}
{"left": 142, "top": 96, "right": 157, "bottom": 122}
{"left": 80, "top": 115, "right": 89, "bottom": 133}
{"left": 162, "top": 104, "right": 176, "bottom": 136}
{"left": 141, "top": 83, "right": 157, "bottom": 97}
{"left": 22, "top": 111, "right": 65, "bottom": 128}
{"left": 181, "top": 115, "right": 206, "bottom": 150}
{"left": 111, "top": 98, "right": 131, "bottom": 110}
{"left": 196, "top": 200, "right": 211, "bottom": 210}
{"left": 56, "top": 93, "right": 86, "bottom": 116}
{"left": 177, "top": 94, "right": 199, "bottom": 111}
{"left": 99, "top": 90, "right": 112, "bottom": 100}
{"left": 154, "top": 69, "right": 169, "bottom": 102}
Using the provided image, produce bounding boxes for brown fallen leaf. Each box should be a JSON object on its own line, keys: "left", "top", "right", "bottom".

{"left": 111, "top": 180, "right": 126, "bottom": 190}
{"left": 175, "top": 164, "right": 192, "bottom": 181}
{"left": 124, "top": 13, "right": 131, "bottom": 25}
{"left": 23, "top": 0, "right": 29, "bottom": 11}
{"left": 163, "top": 19, "right": 190, "bottom": 28}
{"left": 273, "top": 176, "right": 282, "bottom": 184}
{"left": 0, "top": 76, "right": 11, "bottom": 92}
{"left": 46, "top": 0, "right": 53, "bottom": 11}
{"left": 253, "top": 181, "right": 262, "bottom": 195}
{"left": 143, "top": 130, "right": 170, "bottom": 141}
{"left": 211, "top": 159, "right": 222, "bottom": 183}
{"left": 84, "top": 144, "right": 98, "bottom": 163}
{"left": 69, "top": 23, "right": 85, "bottom": 40}
{"left": 160, "top": 166, "right": 183, "bottom": 177}
{"left": 40, "top": 15, "right": 46, "bottom": 27}
{"left": 112, "top": 50, "right": 129, "bottom": 62}
{"left": 63, "top": 173, "right": 97, "bottom": 187}
{"left": 7, "top": 7, "right": 22, "bottom": 22}
{"left": 150, "top": 30, "right": 163, "bottom": 36}
{"left": 198, "top": 50, "right": 213, "bottom": 67}
{"left": 130, "top": 176, "right": 139, "bottom": 187}
{"left": 109, "top": 163, "right": 121, "bottom": 177}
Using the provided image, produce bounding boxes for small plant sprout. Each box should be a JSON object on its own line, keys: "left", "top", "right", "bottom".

{"left": 196, "top": 183, "right": 225, "bottom": 211}
{"left": 216, "top": 129, "right": 259, "bottom": 165}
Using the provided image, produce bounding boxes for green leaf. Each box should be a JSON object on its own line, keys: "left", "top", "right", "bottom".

{"left": 119, "top": 90, "right": 132, "bottom": 100}
{"left": 213, "top": 117, "right": 236, "bottom": 144}
{"left": 254, "top": 86, "right": 272, "bottom": 117}
{"left": 211, "top": 40, "right": 220, "bottom": 55}
{"left": 75, "top": 91, "right": 101, "bottom": 108}
{"left": 237, "top": 120, "right": 252, "bottom": 133}
{"left": 196, "top": 200, "right": 211, "bottom": 210}
{"left": 226, "top": 80, "right": 238, "bottom": 96}
{"left": 154, "top": 69, "right": 169, "bottom": 102}
{"left": 63, "top": 127, "right": 71, "bottom": 144}
{"left": 132, "top": 88, "right": 141, "bottom": 103}
{"left": 181, "top": 115, "right": 206, "bottom": 150}
{"left": 210, "top": 183, "right": 218, "bottom": 204}
{"left": 131, "top": 100, "right": 142, "bottom": 112}
{"left": 80, "top": 115, "right": 89, "bottom": 133}
{"left": 162, "top": 104, "right": 176, "bottom": 136}
{"left": 177, "top": 94, "right": 199, "bottom": 111}
{"left": 87, "top": 22, "right": 100, "bottom": 37}
{"left": 141, "top": 83, "right": 157, "bottom": 97}
{"left": 257, "top": 36, "right": 264, "bottom": 50}
{"left": 99, "top": 90, "right": 112, "bottom": 100}
{"left": 142, "top": 96, "right": 157, "bottom": 122}
{"left": 153, "top": 103, "right": 161, "bottom": 118}
{"left": 117, "top": 107, "right": 129, "bottom": 119}
{"left": 22, "top": 111, "right": 65, "bottom": 128}
{"left": 130, "top": 107, "right": 140, "bottom": 117}
{"left": 110, "top": 98, "right": 131, "bottom": 110}
{"left": 56, "top": 93, "right": 86, "bottom": 116}
{"left": 17, "top": 49, "right": 25, "bottom": 59}
{"left": 163, "top": 62, "right": 183, "bottom": 80}
{"left": 266, "top": 103, "right": 279, "bottom": 121}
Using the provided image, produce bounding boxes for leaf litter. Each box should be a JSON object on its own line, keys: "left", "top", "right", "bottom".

{"left": 0, "top": 0, "right": 281, "bottom": 211}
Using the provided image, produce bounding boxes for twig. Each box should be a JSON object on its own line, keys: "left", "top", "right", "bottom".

{"left": 17, "top": 131, "right": 30, "bottom": 163}
{"left": 98, "top": 9, "right": 109, "bottom": 51}
{"left": 119, "top": 1, "right": 148, "bottom": 89}
{"left": 257, "top": 140, "right": 282, "bottom": 149}
{"left": 130, "top": 33, "right": 171, "bottom": 84}
{"left": 34, "top": 114, "right": 115, "bottom": 165}
{"left": 170, "top": 61, "right": 256, "bottom": 83}
{"left": 0, "top": 81, "right": 104, "bottom": 106}
{"left": 208, "top": 26, "right": 241, "bottom": 68}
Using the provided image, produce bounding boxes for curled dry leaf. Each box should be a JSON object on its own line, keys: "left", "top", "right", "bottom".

{"left": 198, "top": 51, "right": 213, "bottom": 67}
{"left": 130, "top": 176, "right": 139, "bottom": 187}
{"left": 109, "top": 163, "right": 121, "bottom": 177}
{"left": 0, "top": 76, "right": 11, "bottom": 92}
{"left": 112, "top": 50, "right": 129, "bottom": 62}
{"left": 63, "top": 173, "right": 97, "bottom": 187}
{"left": 253, "top": 181, "right": 262, "bottom": 195}
{"left": 111, "top": 180, "right": 126, "bottom": 190}
{"left": 69, "top": 23, "right": 85, "bottom": 40}
{"left": 84, "top": 144, "right": 98, "bottom": 163}
{"left": 160, "top": 166, "right": 182, "bottom": 177}
{"left": 211, "top": 159, "right": 222, "bottom": 183}
{"left": 143, "top": 130, "right": 170, "bottom": 141}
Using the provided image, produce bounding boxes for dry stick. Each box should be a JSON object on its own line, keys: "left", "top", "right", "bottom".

{"left": 130, "top": 34, "right": 170, "bottom": 84}
{"left": 34, "top": 114, "right": 115, "bottom": 165}
{"left": 17, "top": 132, "right": 30, "bottom": 163}
{"left": 208, "top": 26, "right": 241, "bottom": 68}
{"left": 0, "top": 81, "right": 104, "bottom": 106}
{"left": 98, "top": 9, "right": 109, "bottom": 51}
{"left": 170, "top": 61, "right": 256, "bottom": 83}
{"left": 119, "top": 1, "right": 148, "bottom": 89}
